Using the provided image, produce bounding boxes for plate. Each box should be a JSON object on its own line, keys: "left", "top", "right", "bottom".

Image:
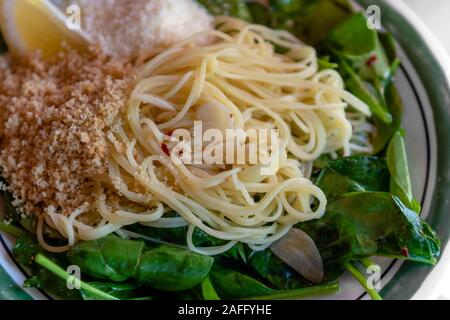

{"left": 1, "top": 0, "right": 450, "bottom": 300}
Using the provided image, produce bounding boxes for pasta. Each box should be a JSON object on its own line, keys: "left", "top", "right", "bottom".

{"left": 38, "top": 17, "right": 372, "bottom": 255}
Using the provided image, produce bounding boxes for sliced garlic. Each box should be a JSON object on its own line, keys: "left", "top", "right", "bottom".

{"left": 195, "top": 102, "right": 234, "bottom": 133}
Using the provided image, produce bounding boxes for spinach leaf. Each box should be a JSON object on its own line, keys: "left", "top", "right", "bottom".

{"left": 269, "top": 0, "right": 353, "bottom": 44}
{"left": 234, "top": 242, "right": 247, "bottom": 263}
{"left": 318, "top": 56, "right": 338, "bottom": 70}
{"left": 246, "top": 2, "right": 271, "bottom": 26}
{"left": 325, "top": 13, "right": 401, "bottom": 125}
{"left": 0, "top": 176, "right": 63, "bottom": 240}
{"left": 67, "top": 234, "right": 214, "bottom": 291}
{"left": 371, "top": 82, "right": 403, "bottom": 154}
{"left": 379, "top": 33, "right": 401, "bottom": 79}
{"left": 67, "top": 234, "right": 144, "bottom": 282}
{"left": 0, "top": 176, "right": 20, "bottom": 222}
{"left": 386, "top": 132, "right": 421, "bottom": 213}
{"left": 13, "top": 236, "right": 47, "bottom": 266}
{"left": 191, "top": 227, "right": 228, "bottom": 247}
{"left": 128, "top": 225, "right": 308, "bottom": 290}
{"left": 315, "top": 156, "right": 390, "bottom": 199}
{"left": 299, "top": 192, "right": 440, "bottom": 280}
{"left": 126, "top": 223, "right": 224, "bottom": 247}
{"left": 137, "top": 244, "right": 214, "bottom": 291}
{"left": 327, "top": 13, "right": 377, "bottom": 56}
{"left": 173, "top": 287, "right": 204, "bottom": 300}
{"left": 336, "top": 53, "right": 392, "bottom": 124}
{"left": 80, "top": 282, "right": 152, "bottom": 300}
{"left": 327, "top": 13, "right": 394, "bottom": 87}
{"left": 270, "top": 0, "right": 304, "bottom": 13}
{"left": 248, "top": 249, "right": 307, "bottom": 289}
{"left": 22, "top": 273, "right": 81, "bottom": 300}
{"left": 209, "top": 267, "right": 274, "bottom": 299}
{"left": 200, "top": 0, "right": 351, "bottom": 45}
{"left": 246, "top": 281, "right": 340, "bottom": 299}
{"left": 126, "top": 223, "right": 187, "bottom": 245}
{"left": 13, "top": 236, "right": 82, "bottom": 300}
{"left": 126, "top": 223, "right": 243, "bottom": 260}
{"left": 303, "top": 0, "right": 353, "bottom": 44}
{"left": 0, "top": 221, "right": 28, "bottom": 238}
{"left": 130, "top": 223, "right": 307, "bottom": 291}
{"left": 379, "top": 32, "right": 398, "bottom": 64}
{"left": 200, "top": 276, "right": 221, "bottom": 300}
{"left": 209, "top": 266, "right": 339, "bottom": 299}
{"left": 313, "top": 153, "right": 333, "bottom": 169}
{"left": 197, "top": 0, "right": 252, "bottom": 21}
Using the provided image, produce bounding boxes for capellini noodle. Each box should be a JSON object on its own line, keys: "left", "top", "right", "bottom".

{"left": 37, "top": 17, "right": 373, "bottom": 255}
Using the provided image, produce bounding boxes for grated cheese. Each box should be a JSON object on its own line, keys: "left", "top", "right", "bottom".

{"left": 73, "top": 0, "right": 213, "bottom": 61}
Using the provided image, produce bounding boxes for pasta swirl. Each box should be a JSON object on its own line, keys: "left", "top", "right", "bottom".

{"left": 38, "top": 17, "right": 371, "bottom": 255}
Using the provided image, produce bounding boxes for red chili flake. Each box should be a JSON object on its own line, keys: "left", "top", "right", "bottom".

{"left": 166, "top": 130, "right": 174, "bottom": 137}
{"left": 161, "top": 143, "right": 170, "bottom": 156}
{"left": 366, "top": 54, "right": 378, "bottom": 66}
{"left": 401, "top": 247, "right": 409, "bottom": 257}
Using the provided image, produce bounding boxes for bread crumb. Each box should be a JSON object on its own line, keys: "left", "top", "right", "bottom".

{"left": 0, "top": 50, "right": 130, "bottom": 216}
{"left": 80, "top": 132, "right": 91, "bottom": 143}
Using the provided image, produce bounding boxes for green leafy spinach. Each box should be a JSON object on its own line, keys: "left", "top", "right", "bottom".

{"left": 67, "top": 234, "right": 214, "bottom": 291}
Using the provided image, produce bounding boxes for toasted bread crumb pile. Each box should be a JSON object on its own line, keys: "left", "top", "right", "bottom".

{"left": 0, "top": 50, "right": 130, "bottom": 216}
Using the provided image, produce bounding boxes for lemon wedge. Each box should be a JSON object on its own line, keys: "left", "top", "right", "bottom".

{"left": 0, "top": 0, "right": 89, "bottom": 59}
